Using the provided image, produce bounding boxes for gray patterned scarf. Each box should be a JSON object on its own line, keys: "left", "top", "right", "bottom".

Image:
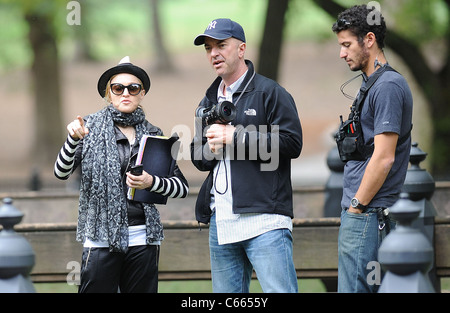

{"left": 77, "top": 105, "right": 147, "bottom": 252}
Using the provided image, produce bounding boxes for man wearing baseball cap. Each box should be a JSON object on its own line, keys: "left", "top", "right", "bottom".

{"left": 191, "top": 18, "right": 303, "bottom": 293}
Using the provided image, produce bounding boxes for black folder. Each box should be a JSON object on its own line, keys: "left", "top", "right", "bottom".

{"left": 128, "top": 134, "right": 179, "bottom": 204}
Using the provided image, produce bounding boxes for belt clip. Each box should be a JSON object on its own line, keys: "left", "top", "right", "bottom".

{"left": 377, "top": 208, "right": 387, "bottom": 231}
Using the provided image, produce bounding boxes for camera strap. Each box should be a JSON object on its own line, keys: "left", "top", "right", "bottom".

{"left": 213, "top": 70, "right": 256, "bottom": 195}
{"left": 337, "top": 65, "right": 412, "bottom": 162}
{"left": 351, "top": 65, "right": 394, "bottom": 118}
{"left": 230, "top": 70, "right": 256, "bottom": 106}
{"left": 354, "top": 64, "right": 412, "bottom": 147}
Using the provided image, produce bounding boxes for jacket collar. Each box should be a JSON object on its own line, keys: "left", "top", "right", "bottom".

{"left": 113, "top": 120, "right": 160, "bottom": 146}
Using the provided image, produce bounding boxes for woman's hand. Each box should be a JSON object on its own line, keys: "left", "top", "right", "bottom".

{"left": 126, "top": 171, "right": 154, "bottom": 190}
{"left": 67, "top": 115, "right": 89, "bottom": 140}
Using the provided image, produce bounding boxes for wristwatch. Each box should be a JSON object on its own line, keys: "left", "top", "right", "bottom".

{"left": 350, "top": 197, "right": 368, "bottom": 211}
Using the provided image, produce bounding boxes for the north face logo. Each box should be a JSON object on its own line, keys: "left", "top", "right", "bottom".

{"left": 244, "top": 109, "right": 257, "bottom": 116}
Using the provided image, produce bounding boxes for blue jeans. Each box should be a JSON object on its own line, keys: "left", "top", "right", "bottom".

{"left": 209, "top": 214, "right": 298, "bottom": 293}
{"left": 338, "top": 207, "right": 394, "bottom": 293}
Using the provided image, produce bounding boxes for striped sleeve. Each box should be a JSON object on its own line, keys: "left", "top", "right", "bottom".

{"left": 54, "top": 135, "right": 80, "bottom": 180}
{"left": 149, "top": 175, "right": 189, "bottom": 199}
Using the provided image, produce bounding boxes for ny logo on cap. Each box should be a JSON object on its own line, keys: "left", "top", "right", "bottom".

{"left": 207, "top": 20, "right": 217, "bottom": 30}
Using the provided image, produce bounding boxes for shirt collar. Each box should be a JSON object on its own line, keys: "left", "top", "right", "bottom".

{"left": 217, "top": 70, "right": 248, "bottom": 102}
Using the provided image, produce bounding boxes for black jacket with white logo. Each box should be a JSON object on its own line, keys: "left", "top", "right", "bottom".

{"left": 190, "top": 60, "right": 302, "bottom": 224}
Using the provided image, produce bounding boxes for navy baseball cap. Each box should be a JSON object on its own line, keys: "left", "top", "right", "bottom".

{"left": 194, "top": 18, "right": 246, "bottom": 46}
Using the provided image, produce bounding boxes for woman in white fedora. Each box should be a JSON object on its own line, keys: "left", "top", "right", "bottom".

{"left": 54, "top": 57, "right": 188, "bottom": 293}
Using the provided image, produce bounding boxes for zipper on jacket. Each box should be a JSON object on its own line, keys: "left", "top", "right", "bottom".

{"left": 122, "top": 142, "right": 138, "bottom": 207}
{"left": 123, "top": 142, "right": 138, "bottom": 182}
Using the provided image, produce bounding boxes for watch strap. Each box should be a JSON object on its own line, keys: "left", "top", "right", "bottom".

{"left": 351, "top": 197, "right": 368, "bottom": 211}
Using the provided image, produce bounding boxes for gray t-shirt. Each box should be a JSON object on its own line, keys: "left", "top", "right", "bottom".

{"left": 341, "top": 66, "right": 413, "bottom": 209}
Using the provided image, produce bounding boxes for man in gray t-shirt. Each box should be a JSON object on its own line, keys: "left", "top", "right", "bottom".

{"left": 332, "top": 5, "right": 413, "bottom": 293}
{"left": 342, "top": 70, "right": 413, "bottom": 210}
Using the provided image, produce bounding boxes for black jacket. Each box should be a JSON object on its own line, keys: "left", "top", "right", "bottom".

{"left": 190, "top": 60, "right": 302, "bottom": 224}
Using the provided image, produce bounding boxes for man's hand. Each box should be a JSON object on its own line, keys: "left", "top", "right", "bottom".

{"left": 348, "top": 206, "right": 363, "bottom": 214}
{"left": 205, "top": 124, "right": 235, "bottom": 153}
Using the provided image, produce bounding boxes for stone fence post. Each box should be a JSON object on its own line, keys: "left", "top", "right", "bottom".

{"left": 0, "top": 198, "right": 35, "bottom": 292}
{"left": 378, "top": 193, "right": 435, "bottom": 293}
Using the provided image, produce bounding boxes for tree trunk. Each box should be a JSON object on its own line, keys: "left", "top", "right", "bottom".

{"left": 25, "top": 13, "right": 64, "bottom": 179}
{"left": 150, "top": 0, "right": 174, "bottom": 73}
{"left": 257, "top": 0, "right": 290, "bottom": 81}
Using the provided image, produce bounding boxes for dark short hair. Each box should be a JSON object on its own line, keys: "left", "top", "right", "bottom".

{"left": 332, "top": 4, "right": 386, "bottom": 49}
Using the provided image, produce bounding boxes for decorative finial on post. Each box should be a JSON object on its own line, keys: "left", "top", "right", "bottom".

{"left": 0, "top": 198, "right": 36, "bottom": 292}
{"left": 378, "top": 193, "right": 435, "bottom": 293}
